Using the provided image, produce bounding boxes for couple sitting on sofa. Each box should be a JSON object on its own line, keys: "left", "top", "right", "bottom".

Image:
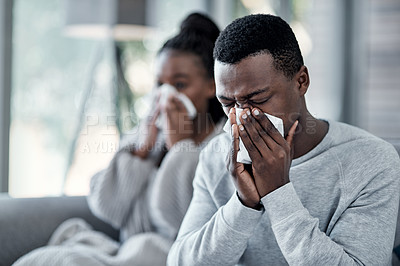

{"left": 13, "top": 13, "right": 400, "bottom": 266}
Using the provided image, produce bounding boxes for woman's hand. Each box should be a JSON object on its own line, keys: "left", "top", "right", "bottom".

{"left": 163, "top": 94, "right": 194, "bottom": 150}
{"left": 132, "top": 106, "right": 160, "bottom": 159}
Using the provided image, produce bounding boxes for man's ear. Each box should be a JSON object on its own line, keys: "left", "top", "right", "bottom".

{"left": 297, "top": 66, "right": 310, "bottom": 97}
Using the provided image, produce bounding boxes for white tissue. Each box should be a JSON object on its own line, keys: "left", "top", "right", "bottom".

{"left": 156, "top": 84, "right": 197, "bottom": 129}
{"left": 223, "top": 108, "right": 284, "bottom": 164}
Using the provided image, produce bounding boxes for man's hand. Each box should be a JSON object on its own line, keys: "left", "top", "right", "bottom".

{"left": 164, "top": 94, "right": 194, "bottom": 149}
{"left": 227, "top": 107, "right": 261, "bottom": 208}
{"left": 227, "top": 107, "right": 298, "bottom": 209}
{"left": 239, "top": 107, "right": 297, "bottom": 198}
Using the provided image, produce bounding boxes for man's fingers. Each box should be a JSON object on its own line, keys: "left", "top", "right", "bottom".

{"left": 228, "top": 119, "right": 261, "bottom": 207}
{"left": 228, "top": 107, "right": 236, "bottom": 127}
{"left": 229, "top": 123, "right": 245, "bottom": 175}
{"left": 286, "top": 120, "right": 298, "bottom": 149}
{"left": 228, "top": 107, "right": 238, "bottom": 159}
{"left": 251, "top": 108, "right": 285, "bottom": 146}
{"left": 239, "top": 108, "right": 272, "bottom": 158}
{"left": 231, "top": 124, "right": 240, "bottom": 169}
{"left": 238, "top": 124, "right": 262, "bottom": 161}
{"left": 231, "top": 124, "right": 261, "bottom": 206}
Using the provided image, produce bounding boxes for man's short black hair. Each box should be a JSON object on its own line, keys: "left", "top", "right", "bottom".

{"left": 214, "top": 14, "right": 304, "bottom": 79}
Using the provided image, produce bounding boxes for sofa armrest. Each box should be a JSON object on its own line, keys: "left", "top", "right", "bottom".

{"left": 387, "top": 139, "right": 400, "bottom": 266}
{"left": 0, "top": 195, "right": 119, "bottom": 265}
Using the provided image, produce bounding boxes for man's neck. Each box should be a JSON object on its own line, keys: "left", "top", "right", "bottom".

{"left": 292, "top": 111, "right": 329, "bottom": 159}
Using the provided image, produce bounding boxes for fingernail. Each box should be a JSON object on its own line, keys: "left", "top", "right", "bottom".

{"left": 246, "top": 110, "right": 251, "bottom": 115}
{"left": 242, "top": 114, "right": 247, "bottom": 120}
{"left": 253, "top": 109, "right": 260, "bottom": 116}
{"left": 239, "top": 125, "right": 244, "bottom": 131}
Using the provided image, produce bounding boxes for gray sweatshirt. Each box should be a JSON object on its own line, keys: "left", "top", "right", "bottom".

{"left": 13, "top": 121, "right": 225, "bottom": 266}
{"left": 167, "top": 120, "right": 400, "bottom": 265}
{"left": 88, "top": 121, "right": 223, "bottom": 242}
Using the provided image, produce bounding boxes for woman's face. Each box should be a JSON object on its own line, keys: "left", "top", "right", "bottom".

{"left": 155, "top": 49, "right": 215, "bottom": 114}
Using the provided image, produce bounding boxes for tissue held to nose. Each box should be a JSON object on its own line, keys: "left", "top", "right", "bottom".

{"left": 223, "top": 108, "right": 284, "bottom": 164}
{"left": 156, "top": 84, "right": 197, "bottom": 129}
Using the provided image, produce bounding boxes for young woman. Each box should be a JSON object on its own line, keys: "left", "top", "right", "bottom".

{"left": 13, "top": 13, "right": 225, "bottom": 266}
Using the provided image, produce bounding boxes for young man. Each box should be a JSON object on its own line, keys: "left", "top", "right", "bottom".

{"left": 167, "top": 14, "right": 400, "bottom": 265}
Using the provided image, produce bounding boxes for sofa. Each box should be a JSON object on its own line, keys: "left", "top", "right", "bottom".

{"left": 1, "top": 140, "right": 399, "bottom": 266}
{"left": 0, "top": 196, "right": 119, "bottom": 266}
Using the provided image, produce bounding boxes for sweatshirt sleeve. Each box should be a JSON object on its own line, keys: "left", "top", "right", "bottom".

{"left": 87, "top": 133, "right": 158, "bottom": 230}
{"left": 149, "top": 139, "right": 202, "bottom": 240}
{"left": 167, "top": 147, "right": 263, "bottom": 266}
{"left": 261, "top": 157, "right": 400, "bottom": 265}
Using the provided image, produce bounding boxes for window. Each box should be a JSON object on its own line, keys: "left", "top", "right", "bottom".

{"left": 8, "top": 0, "right": 212, "bottom": 197}
{"left": 7, "top": 0, "right": 399, "bottom": 197}
{"left": 9, "top": 0, "right": 154, "bottom": 197}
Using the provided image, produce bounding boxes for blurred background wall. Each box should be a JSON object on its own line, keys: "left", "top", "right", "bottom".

{"left": 0, "top": 0, "right": 399, "bottom": 197}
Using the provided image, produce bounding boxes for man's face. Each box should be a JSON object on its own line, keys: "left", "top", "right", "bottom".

{"left": 215, "top": 53, "right": 302, "bottom": 135}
